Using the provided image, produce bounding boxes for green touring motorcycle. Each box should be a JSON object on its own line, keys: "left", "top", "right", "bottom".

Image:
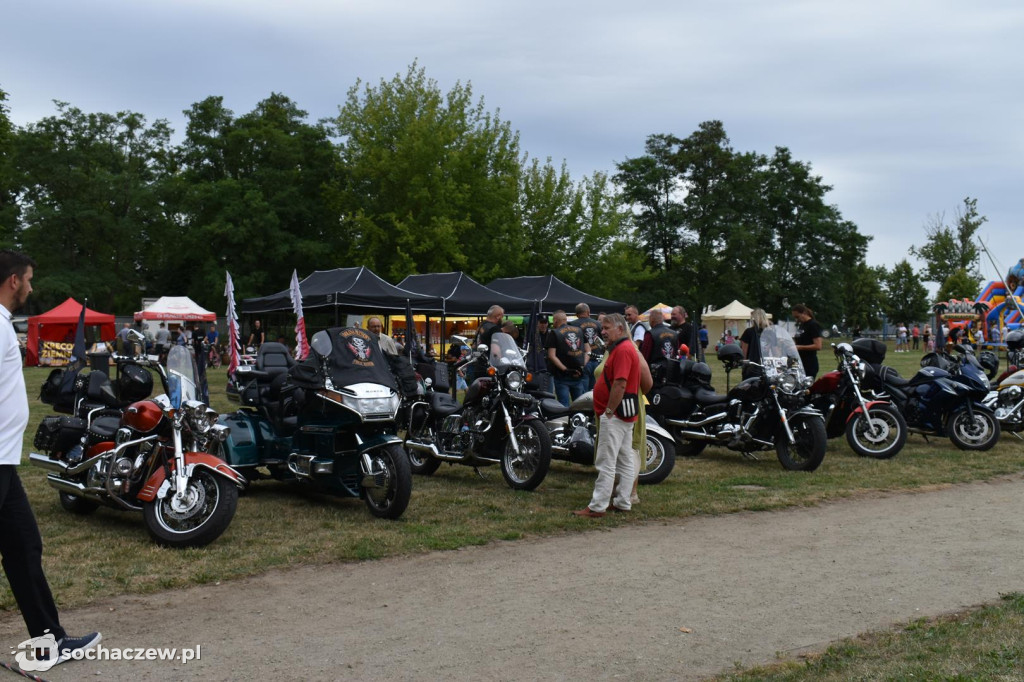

{"left": 217, "top": 327, "right": 412, "bottom": 519}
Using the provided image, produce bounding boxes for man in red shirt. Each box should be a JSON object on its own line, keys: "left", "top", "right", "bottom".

{"left": 574, "top": 313, "right": 640, "bottom": 517}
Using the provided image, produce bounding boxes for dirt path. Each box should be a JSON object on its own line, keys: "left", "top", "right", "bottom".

{"left": 3, "top": 476, "right": 1023, "bottom": 681}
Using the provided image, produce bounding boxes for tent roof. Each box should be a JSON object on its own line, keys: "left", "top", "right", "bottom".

{"left": 134, "top": 296, "right": 216, "bottom": 321}
{"left": 702, "top": 300, "right": 757, "bottom": 320}
{"left": 398, "top": 272, "right": 536, "bottom": 315}
{"left": 29, "top": 298, "right": 115, "bottom": 325}
{"left": 486, "top": 275, "right": 625, "bottom": 315}
{"left": 241, "top": 266, "right": 444, "bottom": 314}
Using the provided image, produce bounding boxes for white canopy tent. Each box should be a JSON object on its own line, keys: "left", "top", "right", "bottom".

{"left": 134, "top": 296, "right": 216, "bottom": 337}
{"left": 701, "top": 300, "right": 771, "bottom": 346}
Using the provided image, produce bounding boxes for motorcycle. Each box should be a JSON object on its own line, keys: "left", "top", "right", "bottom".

{"left": 808, "top": 341, "right": 907, "bottom": 459}
{"left": 218, "top": 329, "right": 412, "bottom": 519}
{"left": 30, "top": 335, "right": 244, "bottom": 548}
{"left": 401, "top": 332, "right": 553, "bottom": 490}
{"left": 982, "top": 329, "right": 1024, "bottom": 435}
{"left": 859, "top": 341, "right": 1000, "bottom": 450}
{"left": 534, "top": 390, "right": 677, "bottom": 484}
{"left": 646, "top": 326, "right": 827, "bottom": 472}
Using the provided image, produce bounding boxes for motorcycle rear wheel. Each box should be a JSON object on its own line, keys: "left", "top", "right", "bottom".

{"left": 405, "top": 439, "right": 442, "bottom": 476}
{"left": 948, "top": 409, "right": 1001, "bottom": 451}
{"left": 775, "top": 414, "right": 827, "bottom": 472}
{"left": 363, "top": 444, "right": 412, "bottom": 519}
{"left": 501, "top": 420, "right": 552, "bottom": 491}
{"left": 637, "top": 433, "right": 676, "bottom": 485}
{"left": 58, "top": 491, "right": 99, "bottom": 516}
{"left": 845, "top": 404, "right": 907, "bottom": 459}
{"left": 143, "top": 468, "right": 239, "bottom": 548}
{"left": 670, "top": 427, "right": 708, "bottom": 457}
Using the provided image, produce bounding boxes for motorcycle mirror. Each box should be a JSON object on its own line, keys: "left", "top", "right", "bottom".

{"left": 310, "top": 330, "right": 333, "bottom": 357}
{"left": 835, "top": 342, "right": 853, "bottom": 354}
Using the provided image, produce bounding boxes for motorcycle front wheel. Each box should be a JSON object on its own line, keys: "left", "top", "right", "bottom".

{"left": 775, "top": 414, "right": 827, "bottom": 472}
{"left": 501, "top": 420, "right": 552, "bottom": 491}
{"left": 363, "top": 444, "right": 412, "bottom": 519}
{"left": 637, "top": 432, "right": 676, "bottom": 485}
{"left": 143, "top": 468, "right": 239, "bottom": 548}
{"left": 948, "top": 409, "right": 1001, "bottom": 451}
{"left": 845, "top": 404, "right": 907, "bottom": 459}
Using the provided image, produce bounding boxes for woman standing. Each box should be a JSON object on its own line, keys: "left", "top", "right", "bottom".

{"left": 739, "top": 308, "right": 770, "bottom": 379}
{"left": 792, "top": 304, "right": 823, "bottom": 379}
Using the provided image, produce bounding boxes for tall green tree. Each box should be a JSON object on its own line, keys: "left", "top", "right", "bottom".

{"left": 13, "top": 102, "right": 174, "bottom": 311}
{"left": 844, "top": 262, "right": 886, "bottom": 330}
{"left": 884, "top": 259, "right": 930, "bottom": 323}
{"left": 0, "top": 87, "right": 18, "bottom": 247}
{"left": 909, "top": 197, "right": 985, "bottom": 287}
{"left": 937, "top": 268, "right": 980, "bottom": 302}
{"left": 334, "top": 63, "right": 522, "bottom": 283}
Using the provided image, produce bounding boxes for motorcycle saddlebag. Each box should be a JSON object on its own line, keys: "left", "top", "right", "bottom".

{"left": 646, "top": 385, "right": 693, "bottom": 418}
{"left": 387, "top": 354, "right": 419, "bottom": 397}
{"left": 416, "top": 362, "right": 450, "bottom": 392}
{"left": 39, "top": 367, "right": 80, "bottom": 414}
{"left": 851, "top": 338, "right": 887, "bottom": 365}
{"left": 33, "top": 416, "right": 87, "bottom": 455}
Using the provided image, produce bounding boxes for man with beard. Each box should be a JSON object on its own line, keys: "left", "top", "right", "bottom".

{"left": 574, "top": 303, "right": 601, "bottom": 390}
{"left": 0, "top": 250, "right": 101, "bottom": 667}
{"left": 546, "top": 310, "right": 590, "bottom": 406}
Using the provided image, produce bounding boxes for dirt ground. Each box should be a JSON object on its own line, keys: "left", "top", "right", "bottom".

{"left": 3, "top": 475, "right": 1023, "bottom": 681}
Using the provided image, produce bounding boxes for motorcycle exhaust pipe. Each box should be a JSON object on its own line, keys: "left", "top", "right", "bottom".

{"left": 404, "top": 439, "right": 467, "bottom": 462}
{"left": 673, "top": 430, "right": 717, "bottom": 442}
{"left": 666, "top": 413, "right": 727, "bottom": 429}
{"left": 29, "top": 452, "right": 67, "bottom": 473}
{"left": 45, "top": 474, "right": 106, "bottom": 501}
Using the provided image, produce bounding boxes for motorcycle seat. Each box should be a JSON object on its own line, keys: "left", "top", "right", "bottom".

{"left": 429, "top": 391, "right": 462, "bottom": 417}
{"left": 880, "top": 366, "right": 910, "bottom": 387}
{"left": 540, "top": 398, "right": 570, "bottom": 418}
{"left": 694, "top": 387, "right": 729, "bottom": 406}
{"left": 87, "top": 414, "right": 122, "bottom": 442}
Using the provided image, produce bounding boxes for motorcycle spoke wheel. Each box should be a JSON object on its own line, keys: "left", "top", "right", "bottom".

{"left": 845, "top": 405, "right": 907, "bottom": 459}
{"left": 637, "top": 433, "right": 676, "bottom": 485}
{"left": 501, "top": 420, "right": 552, "bottom": 491}
{"left": 363, "top": 444, "right": 412, "bottom": 519}
{"left": 776, "top": 416, "right": 827, "bottom": 472}
{"left": 405, "top": 427, "right": 442, "bottom": 476}
{"left": 948, "top": 410, "right": 1001, "bottom": 451}
{"left": 143, "top": 469, "right": 238, "bottom": 548}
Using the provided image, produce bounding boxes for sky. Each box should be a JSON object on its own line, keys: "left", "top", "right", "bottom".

{"left": 3, "top": 0, "right": 1023, "bottom": 286}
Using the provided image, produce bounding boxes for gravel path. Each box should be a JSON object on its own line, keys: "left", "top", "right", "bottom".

{"left": 3, "top": 476, "right": 1023, "bottom": 681}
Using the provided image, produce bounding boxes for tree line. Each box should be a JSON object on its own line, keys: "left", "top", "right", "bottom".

{"left": 0, "top": 64, "right": 984, "bottom": 327}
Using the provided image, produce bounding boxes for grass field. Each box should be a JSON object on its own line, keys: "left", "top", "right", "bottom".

{"left": 5, "top": 341, "right": 1023, "bottom": 678}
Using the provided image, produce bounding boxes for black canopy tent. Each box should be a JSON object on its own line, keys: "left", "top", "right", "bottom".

{"left": 486, "top": 275, "right": 626, "bottom": 315}
{"left": 241, "top": 267, "right": 445, "bottom": 315}
{"left": 398, "top": 272, "right": 536, "bottom": 315}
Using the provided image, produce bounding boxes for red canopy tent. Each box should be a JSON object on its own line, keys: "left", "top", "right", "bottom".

{"left": 26, "top": 298, "right": 116, "bottom": 367}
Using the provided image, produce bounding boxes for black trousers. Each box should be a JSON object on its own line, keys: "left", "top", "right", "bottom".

{"left": 0, "top": 466, "right": 65, "bottom": 639}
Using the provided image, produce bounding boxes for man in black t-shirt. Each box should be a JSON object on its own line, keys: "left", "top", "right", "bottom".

{"left": 469, "top": 305, "right": 504, "bottom": 383}
{"left": 670, "top": 306, "right": 694, "bottom": 357}
{"left": 792, "top": 304, "right": 823, "bottom": 378}
{"left": 546, "top": 310, "right": 590, "bottom": 406}
{"left": 574, "top": 303, "right": 601, "bottom": 390}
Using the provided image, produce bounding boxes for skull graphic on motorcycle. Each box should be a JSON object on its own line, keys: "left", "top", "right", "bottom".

{"left": 348, "top": 336, "right": 372, "bottom": 361}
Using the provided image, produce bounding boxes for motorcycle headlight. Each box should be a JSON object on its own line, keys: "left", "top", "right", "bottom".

{"left": 506, "top": 371, "right": 524, "bottom": 391}
{"left": 778, "top": 373, "right": 800, "bottom": 394}
{"left": 185, "top": 402, "right": 217, "bottom": 433}
{"left": 350, "top": 393, "right": 401, "bottom": 419}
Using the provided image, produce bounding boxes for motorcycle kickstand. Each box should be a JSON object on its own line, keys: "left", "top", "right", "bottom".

{"left": 473, "top": 467, "right": 485, "bottom": 479}
{"left": 1011, "top": 431, "right": 1024, "bottom": 441}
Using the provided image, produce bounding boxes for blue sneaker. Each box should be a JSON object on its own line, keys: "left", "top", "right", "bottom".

{"left": 54, "top": 632, "right": 102, "bottom": 665}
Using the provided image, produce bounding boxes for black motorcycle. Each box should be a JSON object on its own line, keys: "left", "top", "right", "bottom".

{"left": 401, "top": 332, "right": 552, "bottom": 490}
{"left": 647, "top": 327, "right": 827, "bottom": 471}
{"left": 859, "top": 341, "right": 1000, "bottom": 450}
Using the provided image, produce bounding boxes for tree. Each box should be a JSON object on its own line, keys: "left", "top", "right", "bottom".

{"left": 0, "top": 87, "right": 18, "bottom": 247}
{"left": 937, "top": 268, "right": 980, "bottom": 302}
{"left": 13, "top": 102, "right": 175, "bottom": 311}
{"left": 844, "top": 262, "right": 886, "bottom": 330}
{"left": 334, "top": 63, "right": 523, "bottom": 283}
{"left": 909, "top": 197, "right": 985, "bottom": 286}
{"left": 884, "top": 259, "right": 930, "bottom": 323}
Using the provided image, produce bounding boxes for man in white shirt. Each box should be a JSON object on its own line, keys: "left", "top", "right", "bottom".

{"left": 0, "top": 250, "right": 100, "bottom": 667}
{"left": 367, "top": 317, "right": 400, "bottom": 355}
{"left": 624, "top": 305, "right": 646, "bottom": 349}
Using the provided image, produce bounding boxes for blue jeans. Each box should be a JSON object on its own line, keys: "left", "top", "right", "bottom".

{"left": 553, "top": 374, "right": 588, "bottom": 407}
{"left": 584, "top": 358, "right": 600, "bottom": 391}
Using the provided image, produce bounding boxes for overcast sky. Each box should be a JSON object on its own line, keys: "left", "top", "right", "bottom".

{"left": 4, "top": 0, "right": 1022, "bottom": 286}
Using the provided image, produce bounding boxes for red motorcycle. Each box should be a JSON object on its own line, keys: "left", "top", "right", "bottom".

{"left": 808, "top": 341, "right": 907, "bottom": 459}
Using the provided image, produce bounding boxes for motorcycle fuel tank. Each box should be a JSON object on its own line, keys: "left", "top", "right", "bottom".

{"left": 464, "top": 377, "right": 494, "bottom": 405}
{"left": 728, "top": 376, "right": 765, "bottom": 402}
{"left": 809, "top": 371, "right": 841, "bottom": 395}
{"left": 123, "top": 400, "right": 163, "bottom": 433}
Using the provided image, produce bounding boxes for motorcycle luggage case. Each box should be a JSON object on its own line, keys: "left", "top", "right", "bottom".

{"left": 33, "top": 416, "right": 87, "bottom": 455}
{"left": 851, "top": 338, "right": 886, "bottom": 364}
{"left": 647, "top": 385, "right": 693, "bottom": 417}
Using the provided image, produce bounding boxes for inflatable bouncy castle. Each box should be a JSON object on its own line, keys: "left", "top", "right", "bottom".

{"left": 974, "top": 258, "right": 1024, "bottom": 337}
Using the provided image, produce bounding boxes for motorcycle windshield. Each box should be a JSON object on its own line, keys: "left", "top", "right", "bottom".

{"left": 166, "top": 345, "right": 198, "bottom": 408}
{"left": 322, "top": 327, "right": 399, "bottom": 390}
{"left": 759, "top": 325, "right": 804, "bottom": 377}
{"left": 489, "top": 332, "right": 526, "bottom": 371}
